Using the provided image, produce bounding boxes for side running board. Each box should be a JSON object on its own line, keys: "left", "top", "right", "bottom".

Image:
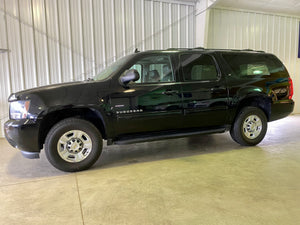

{"left": 112, "top": 127, "right": 226, "bottom": 145}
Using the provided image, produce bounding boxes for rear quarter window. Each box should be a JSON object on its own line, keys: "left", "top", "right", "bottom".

{"left": 222, "top": 53, "right": 287, "bottom": 78}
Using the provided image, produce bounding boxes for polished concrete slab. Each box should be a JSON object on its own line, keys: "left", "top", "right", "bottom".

{"left": 0, "top": 115, "right": 300, "bottom": 225}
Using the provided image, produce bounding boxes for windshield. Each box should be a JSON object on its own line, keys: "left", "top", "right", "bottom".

{"left": 94, "top": 55, "right": 133, "bottom": 81}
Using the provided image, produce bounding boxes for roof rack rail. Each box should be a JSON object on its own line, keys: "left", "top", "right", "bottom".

{"left": 242, "top": 49, "right": 265, "bottom": 53}
{"left": 166, "top": 48, "right": 193, "bottom": 51}
{"left": 165, "top": 48, "right": 266, "bottom": 53}
{"left": 166, "top": 47, "right": 206, "bottom": 51}
{"left": 205, "top": 48, "right": 229, "bottom": 51}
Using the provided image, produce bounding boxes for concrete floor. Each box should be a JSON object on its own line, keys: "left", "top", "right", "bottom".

{"left": 0, "top": 115, "right": 300, "bottom": 225}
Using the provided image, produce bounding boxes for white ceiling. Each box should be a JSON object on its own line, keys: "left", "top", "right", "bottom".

{"left": 214, "top": 0, "right": 300, "bottom": 16}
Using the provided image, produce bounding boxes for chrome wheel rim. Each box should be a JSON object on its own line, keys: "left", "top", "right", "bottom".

{"left": 57, "top": 130, "right": 92, "bottom": 163}
{"left": 242, "top": 115, "right": 262, "bottom": 139}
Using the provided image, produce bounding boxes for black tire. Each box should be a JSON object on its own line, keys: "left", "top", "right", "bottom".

{"left": 45, "top": 118, "right": 103, "bottom": 172}
{"left": 230, "top": 106, "right": 267, "bottom": 146}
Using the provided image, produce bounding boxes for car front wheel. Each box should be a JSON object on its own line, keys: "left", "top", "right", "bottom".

{"left": 45, "top": 118, "right": 103, "bottom": 172}
{"left": 230, "top": 106, "right": 268, "bottom": 146}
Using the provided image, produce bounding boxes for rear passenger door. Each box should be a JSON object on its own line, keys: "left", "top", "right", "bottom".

{"left": 179, "top": 53, "right": 229, "bottom": 129}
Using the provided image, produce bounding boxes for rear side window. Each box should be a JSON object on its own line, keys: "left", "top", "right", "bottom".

{"left": 222, "top": 53, "right": 286, "bottom": 77}
{"left": 180, "top": 54, "right": 218, "bottom": 81}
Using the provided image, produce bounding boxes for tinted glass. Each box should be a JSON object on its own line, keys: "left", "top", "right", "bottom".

{"left": 130, "top": 55, "right": 174, "bottom": 83}
{"left": 180, "top": 54, "right": 218, "bottom": 81}
{"left": 222, "top": 53, "right": 286, "bottom": 77}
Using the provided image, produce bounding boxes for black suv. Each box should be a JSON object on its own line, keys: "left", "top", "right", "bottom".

{"left": 4, "top": 48, "right": 294, "bottom": 172}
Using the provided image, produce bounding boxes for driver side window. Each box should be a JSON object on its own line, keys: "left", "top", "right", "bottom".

{"left": 130, "top": 55, "right": 174, "bottom": 83}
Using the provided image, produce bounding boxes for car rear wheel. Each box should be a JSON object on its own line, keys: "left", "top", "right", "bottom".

{"left": 45, "top": 118, "right": 102, "bottom": 172}
{"left": 230, "top": 106, "right": 267, "bottom": 146}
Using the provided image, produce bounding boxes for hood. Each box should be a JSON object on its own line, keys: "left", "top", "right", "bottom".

{"left": 7, "top": 79, "right": 112, "bottom": 119}
{"left": 9, "top": 81, "right": 85, "bottom": 101}
{"left": 8, "top": 80, "right": 108, "bottom": 102}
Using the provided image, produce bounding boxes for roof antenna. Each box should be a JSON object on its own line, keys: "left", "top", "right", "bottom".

{"left": 134, "top": 48, "right": 139, "bottom": 53}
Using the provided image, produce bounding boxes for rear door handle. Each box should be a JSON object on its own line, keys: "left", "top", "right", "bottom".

{"left": 162, "top": 90, "right": 179, "bottom": 95}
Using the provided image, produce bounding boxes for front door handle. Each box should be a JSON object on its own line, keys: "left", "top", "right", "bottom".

{"left": 162, "top": 90, "right": 179, "bottom": 95}
{"left": 210, "top": 87, "right": 226, "bottom": 92}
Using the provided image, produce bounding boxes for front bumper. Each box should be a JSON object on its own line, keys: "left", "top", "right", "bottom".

{"left": 4, "top": 119, "right": 41, "bottom": 154}
{"left": 269, "top": 100, "right": 294, "bottom": 121}
{"left": 21, "top": 150, "right": 40, "bottom": 159}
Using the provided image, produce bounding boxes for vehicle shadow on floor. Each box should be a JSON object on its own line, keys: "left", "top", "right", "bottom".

{"left": 92, "top": 133, "right": 248, "bottom": 170}
{"left": 5, "top": 151, "right": 68, "bottom": 179}
{"left": 5, "top": 116, "right": 299, "bottom": 178}
{"left": 5, "top": 133, "right": 243, "bottom": 179}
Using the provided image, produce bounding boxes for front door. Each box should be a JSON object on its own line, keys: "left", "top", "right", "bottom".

{"left": 110, "top": 54, "right": 183, "bottom": 136}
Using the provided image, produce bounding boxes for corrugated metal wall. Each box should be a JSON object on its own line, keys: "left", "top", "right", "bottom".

{"left": 207, "top": 7, "right": 300, "bottom": 114}
{"left": 0, "top": 0, "right": 195, "bottom": 137}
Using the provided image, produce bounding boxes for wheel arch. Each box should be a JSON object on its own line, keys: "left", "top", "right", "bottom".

{"left": 38, "top": 107, "right": 107, "bottom": 150}
{"left": 233, "top": 93, "right": 271, "bottom": 123}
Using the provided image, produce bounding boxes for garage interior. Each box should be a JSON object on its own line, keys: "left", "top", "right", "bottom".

{"left": 0, "top": 0, "right": 300, "bottom": 224}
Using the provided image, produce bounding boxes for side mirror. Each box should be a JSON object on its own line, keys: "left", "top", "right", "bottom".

{"left": 119, "top": 69, "right": 140, "bottom": 86}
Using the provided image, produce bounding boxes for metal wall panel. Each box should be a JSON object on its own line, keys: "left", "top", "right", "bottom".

{"left": 5, "top": 0, "right": 24, "bottom": 93}
{"left": 45, "top": 0, "right": 62, "bottom": 84}
{"left": 19, "top": 0, "right": 37, "bottom": 89}
{"left": 33, "top": 0, "right": 49, "bottom": 86}
{"left": 0, "top": 0, "right": 10, "bottom": 138}
{"left": 0, "top": 0, "right": 195, "bottom": 137}
{"left": 57, "top": 0, "right": 73, "bottom": 82}
{"left": 208, "top": 8, "right": 300, "bottom": 114}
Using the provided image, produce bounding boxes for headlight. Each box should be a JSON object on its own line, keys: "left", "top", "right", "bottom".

{"left": 9, "top": 100, "right": 31, "bottom": 120}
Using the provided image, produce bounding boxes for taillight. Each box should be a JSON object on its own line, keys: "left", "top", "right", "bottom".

{"left": 288, "top": 77, "right": 294, "bottom": 100}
